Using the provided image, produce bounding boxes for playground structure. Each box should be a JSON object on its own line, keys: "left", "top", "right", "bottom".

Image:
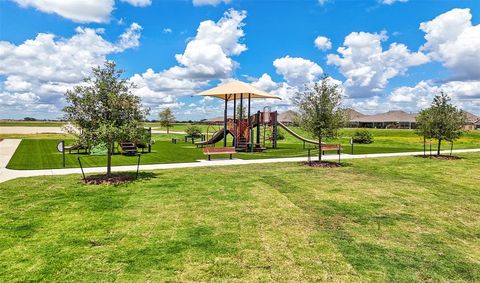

{"left": 195, "top": 81, "right": 326, "bottom": 152}
{"left": 195, "top": 80, "right": 325, "bottom": 152}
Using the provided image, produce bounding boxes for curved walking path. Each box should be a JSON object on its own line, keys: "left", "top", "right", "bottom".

{"left": 1, "top": 138, "right": 480, "bottom": 183}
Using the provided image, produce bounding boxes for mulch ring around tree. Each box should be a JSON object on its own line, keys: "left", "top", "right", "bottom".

{"left": 415, "top": 155, "right": 462, "bottom": 160}
{"left": 304, "top": 161, "right": 343, "bottom": 168}
{"left": 84, "top": 174, "right": 135, "bottom": 185}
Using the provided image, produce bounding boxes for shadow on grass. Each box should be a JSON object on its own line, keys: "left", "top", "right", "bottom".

{"left": 301, "top": 161, "right": 354, "bottom": 168}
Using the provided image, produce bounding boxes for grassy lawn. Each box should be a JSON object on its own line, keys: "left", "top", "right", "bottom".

{"left": 145, "top": 122, "right": 210, "bottom": 132}
{"left": 6, "top": 137, "right": 213, "bottom": 170}
{"left": 6, "top": 129, "right": 480, "bottom": 170}
{"left": 1, "top": 154, "right": 479, "bottom": 281}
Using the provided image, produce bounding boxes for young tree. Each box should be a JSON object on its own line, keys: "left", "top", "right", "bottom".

{"left": 63, "top": 61, "right": 149, "bottom": 177}
{"left": 236, "top": 104, "right": 247, "bottom": 120}
{"left": 415, "top": 109, "right": 433, "bottom": 155}
{"left": 416, "top": 92, "right": 466, "bottom": 155}
{"left": 158, "top": 108, "right": 176, "bottom": 133}
{"left": 294, "top": 76, "right": 346, "bottom": 162}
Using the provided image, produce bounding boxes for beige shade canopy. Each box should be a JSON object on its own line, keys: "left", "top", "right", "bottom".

{"left": 197, "top": 80, "right": 281, "bottom": 100}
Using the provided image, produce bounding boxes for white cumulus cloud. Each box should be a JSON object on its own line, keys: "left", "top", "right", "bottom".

{"left": 192, "top": 0, "right": 231, "bottom": 6}
{"left": 273, "top": 56, "right": 323, "bottom": 86}
{"left": 0, "top": 23, "right": 143, "bottom": 118}
{"left": 129, "top": 9, "right": 247, "bottom": 112}
{"left": 381, "top": 0, "right": 408, "bottom": 5}
{"left": 388, "top": 80, "right": 480, "bottom": 113}
{"left": 420, "top": 8, "right": 480, "bottom": 80}
{"left": 10, "top": 0, "right": 152, "bottom": 23}
{"left": 327, "top": 31, "right": 429, "bottom": 97}
{"left": 314, "top": 36, "right": 332, "bottom": 51}
{"left": 120, "top": 0, "right": 151, "bottom": 7}
{"left": 10, "top": 0, "right": 115, "bottom": 23}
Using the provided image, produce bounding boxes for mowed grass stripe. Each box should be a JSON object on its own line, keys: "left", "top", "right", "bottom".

{"left": 1, "top": 154, "right": 480, "bottom": 281}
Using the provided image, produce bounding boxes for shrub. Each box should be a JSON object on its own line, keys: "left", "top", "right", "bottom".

{"left": 186, "top": 125, "right": 202, "bottom": 137}
{"left": 276, "top": 129, "right": 285, "bottom": 140}
{"left": 353, "top": 130, "right": 374, "bottom": 144}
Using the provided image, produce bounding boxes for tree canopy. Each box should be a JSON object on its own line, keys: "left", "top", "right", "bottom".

{"left": 63, "top": 61, "right": 149, "bottom": 177}
{"left": 415, "top": 92, "right": 466, "bottom": 155}
{"left": 158, "top": 108, "right": 176, "bottom": 133}
{"left": 294, "top": 76, "right": 346, "bottom": 162}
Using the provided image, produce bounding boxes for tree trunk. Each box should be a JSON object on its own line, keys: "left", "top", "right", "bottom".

{"left": 107, "top": 142, "right": 112, "bottom": 178}
{"left": 437, "top": 139, "right": 442, "bottom": 156}
{"left": 423, "top": 136, "right": 426, "bottom": 157}
{"left": 318, "top": 136, "right": 322, "bottom": 162}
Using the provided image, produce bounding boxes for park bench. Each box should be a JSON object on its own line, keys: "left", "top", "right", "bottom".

{"left": 320, "top": 144, "right": 342, "bottom": 155}
{"left": 119, "top": 142, "right": 137, "bottom": 155}
{"left": 306, "top": 144, "right": 342, "bottom": 164}
{"left": 64, "top": 144, "right": 89, "bottom": 154}
{"left": 185, "top": 134, "right": 205, "bottom": 144}
{"left": 136, "top": 142, "right": 150, "bottom": 153}
{"left": 203, "top": 147, "right": 236, "bottom": 161}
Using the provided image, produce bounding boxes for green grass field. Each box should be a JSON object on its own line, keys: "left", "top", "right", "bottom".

{"left": 5, "top": 129, "right": 480, "bottom": 170}
{"left": 1, "top": 154, "right": 479, "bottom": 281}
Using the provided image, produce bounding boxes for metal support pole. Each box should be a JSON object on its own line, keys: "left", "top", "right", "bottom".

{"left": 423, "top": 137, "right": 426, "bottom": 157}
{"left": 273, "top": 111, "right": 278, "bottom": 149}
{"left": 60, "top": 140, "right": 65, "bottom": 168}
{"left": 240, "top": 94, "right": 243, "bottom": 149}
{"left": 233, "top": 94, "right": 237, "bottom": 147}
{"left": 239, "top": 94, "right": 243, "bottom": 120}
{"left": 248, "top": 94, "right": 253, "bottom": 152}
{"left": 450, "top": 141, "right": 453, "bottom": 156}
{"left": 148, "top": 127, "right": 152, "bottom": 153}
{"left": 77, "top": 157, "right": 86, "bottom": 183}
{"left": 308, "top": 148, "right": 311, "bottom": 165}
{"left": 136, "top": 154, "right": 141, "bottom": 179}
{"left": 223, "top": 94, "right": 227, "bottom": 147}
{"left": 256, "top": 111, "right": 261, "bottom": 145}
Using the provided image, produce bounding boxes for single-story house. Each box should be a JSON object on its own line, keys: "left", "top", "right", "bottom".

{"left": 464, "top": 112, "right": 480, "bottom": 130}
{"left": 349, "top": 110, "right": 417, "bottom": 129}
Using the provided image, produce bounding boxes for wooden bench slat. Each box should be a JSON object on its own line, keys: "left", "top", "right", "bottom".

{"left": 202, "top": 147, "right": 236, "bottom": 160}
{"left": 319, "top": 144, "right": 341, "bottom": 151}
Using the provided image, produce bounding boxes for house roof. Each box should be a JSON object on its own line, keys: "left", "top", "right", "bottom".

{"left": 277, "top": 110, "right": 298, "bottom": 123}
{"left": 345, "top": 108, "right": 366, "bottom": 120}
{"left": 351, "top": 110, "right": 417, "bottom": 123}
{"left": 206, "top": 109, "right": 479, "bottom": 125}
{"left": 464, "top": 111, "right": 480, "bottom": 124}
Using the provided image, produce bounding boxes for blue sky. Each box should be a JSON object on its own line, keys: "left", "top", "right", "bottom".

{"left": 1, "top": 0, "right": 479, "bottom": 120}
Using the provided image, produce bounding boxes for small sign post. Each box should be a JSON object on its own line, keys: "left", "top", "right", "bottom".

{"left": 350, "top": 137, "right": 354, "bottom": 155}
{"left": 56, "top": 140, "right": 65, "bottom": 168}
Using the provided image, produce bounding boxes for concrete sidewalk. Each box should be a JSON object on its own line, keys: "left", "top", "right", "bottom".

{"left": 1, "top": 139, "right": 480, "bottom": 183}
{"left": 0, "top": 127, "right": 66, "bottom": 134}
{"left": 0, "top": 139, "right": 21, "bottom": 169}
